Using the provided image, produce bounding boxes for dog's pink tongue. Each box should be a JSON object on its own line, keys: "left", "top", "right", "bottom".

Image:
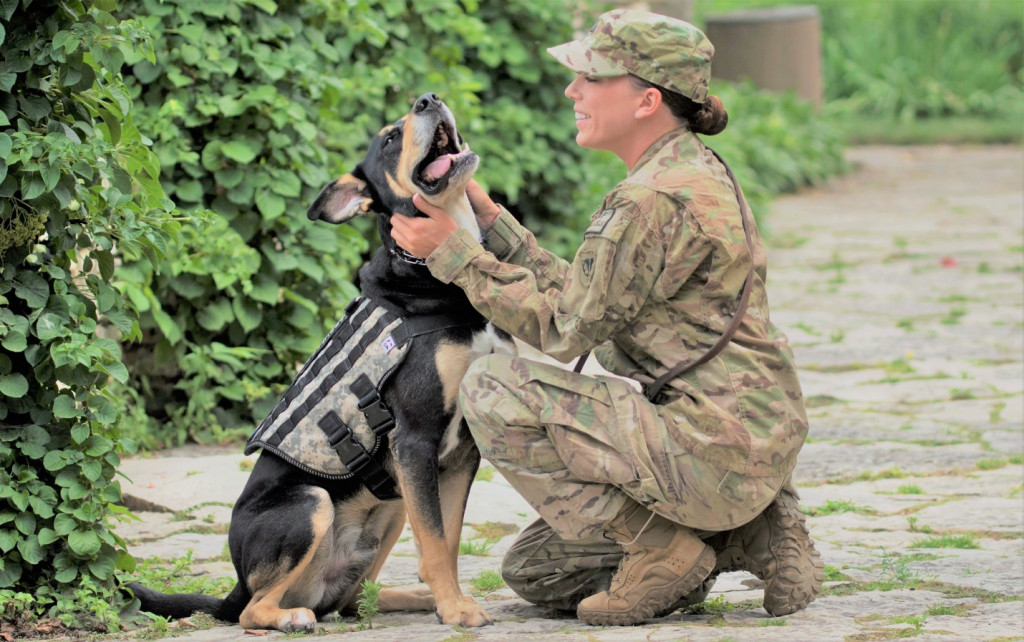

{"left": 423, "top": 155, "right": 452, "bottom": 181}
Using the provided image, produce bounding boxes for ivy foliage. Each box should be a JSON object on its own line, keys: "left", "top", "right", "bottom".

{"left": 111, "top": 0, "right": 598, "bottom": 446}
{"left": 0, "top": 0, "right": 176, "bottom": 630}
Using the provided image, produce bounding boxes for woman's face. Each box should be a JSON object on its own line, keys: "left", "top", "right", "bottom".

{"left": 565, "top": 74, "right": 645, "bottom": 157}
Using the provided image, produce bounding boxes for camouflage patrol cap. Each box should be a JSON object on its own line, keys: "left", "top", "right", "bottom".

{"left": 547, "top": 9, "right": 714, "bottom": 103}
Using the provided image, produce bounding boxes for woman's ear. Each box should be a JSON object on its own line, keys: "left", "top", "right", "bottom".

{"left": 634, "top": 87, "right": 664, "bottom": 120}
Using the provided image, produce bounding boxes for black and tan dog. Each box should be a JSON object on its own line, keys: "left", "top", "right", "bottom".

{"left": 131, "top": 94, "right": 512, "bottom": 631}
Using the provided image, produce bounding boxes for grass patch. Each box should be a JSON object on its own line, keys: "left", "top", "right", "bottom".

{"left": 130, "top": 552, "right": 235, "bottom": 598}
{"left": 897, "top": 484, "right": 923, "bottom": 495}
{"left": 838, "top": 116, "right": 1023, "bottom": 145}
{"left": 824, "top": 565, "right": 852, "bottom": 582}
{"left": 906, "top": 516, "right": 934, "bottom": 533}
{"left": 474, "top": 465, "right": 496, "bottom": 482}
{"left": 683, "top": 594, "right": 733, "bottom": 621}
{"left": 803, "top": 498, "right": 875, "bottom": 516}
{"left": 469, "top": 570, "right": 505, "bottom": 596}
{"left": 459, "top": 539, "right": 494, "bottom": 556}
{"left": 976, "top": 458, "right": 1007, "bottom": 471}
{"left": 805, "top": 394, "right": 844, "bottom": 408}
{"left": 911, "top": 533, "right": 980, "bottom": 549}
{"left": 470, "top": 521, "right": 518, "bottom": 541}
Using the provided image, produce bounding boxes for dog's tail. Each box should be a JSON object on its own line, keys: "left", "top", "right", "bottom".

{"left": 128, "top": 581, "right": 247, "bottom": 623}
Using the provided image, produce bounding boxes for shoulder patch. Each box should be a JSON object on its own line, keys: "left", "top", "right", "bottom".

{"left": 585, "top": 207, "right": 616, "bottom": 237}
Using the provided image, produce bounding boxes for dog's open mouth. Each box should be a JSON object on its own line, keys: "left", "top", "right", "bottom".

{"left": 413, "top": 121, "right": 472, "bottom": 195}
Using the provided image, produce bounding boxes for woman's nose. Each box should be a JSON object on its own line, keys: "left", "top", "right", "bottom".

{"left": 565, "top": 76, "right": 582, "bottom": 99}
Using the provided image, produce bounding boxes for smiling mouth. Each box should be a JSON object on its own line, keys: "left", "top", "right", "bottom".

{"left": 413, "top": 121, "right": 466, "bottom": 195}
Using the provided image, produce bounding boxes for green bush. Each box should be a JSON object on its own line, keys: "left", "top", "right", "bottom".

{"left": 696, "top": 0, "right": 1023, "bottom": 122}
{"left": 0, "top": 0, "right": 175, "bottom": 630}
{"left": 112, "top": 0, "right": 602, "bottom": 446}
{"left": 819, "top": 0, "right": 1022, "bottom": 121}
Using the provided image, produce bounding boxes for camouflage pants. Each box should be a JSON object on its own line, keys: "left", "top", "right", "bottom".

{"left": 459, "top": 354, "right": 783, "bottom": 542}
{"left": 460, "top": 353, "right": 785, "bottom": 609}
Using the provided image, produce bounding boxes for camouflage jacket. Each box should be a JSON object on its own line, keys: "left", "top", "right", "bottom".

{"left": 427, "top": 126, "right": 808, "bottom": 478}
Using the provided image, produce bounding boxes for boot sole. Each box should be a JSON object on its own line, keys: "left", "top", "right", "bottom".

{"left": 578, "top": 543, "right": 716, "bottom": 626}
{"left": 762, "top": 493, "right": 825, "bottom": 616}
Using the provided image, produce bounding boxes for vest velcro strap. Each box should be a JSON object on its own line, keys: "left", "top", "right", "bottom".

{"left": 351, "top": 374, "right": 395, "bottom": 436}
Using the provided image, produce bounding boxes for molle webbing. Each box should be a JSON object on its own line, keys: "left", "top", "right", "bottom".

{"left": 245, "top": 297, "right": 409, "bottom": 497}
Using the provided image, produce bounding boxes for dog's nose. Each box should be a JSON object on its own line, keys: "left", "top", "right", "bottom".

{"left": 414, "top": 93, "right": 440, "bottom": 113}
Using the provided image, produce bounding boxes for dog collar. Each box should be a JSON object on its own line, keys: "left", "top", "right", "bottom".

{"left": 390, "top": 247, "right": 428, "bottom": 266}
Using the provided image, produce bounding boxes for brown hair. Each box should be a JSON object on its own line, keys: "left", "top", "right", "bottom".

{"left": 628, "top": 75, "right": 728, "bottom": 136}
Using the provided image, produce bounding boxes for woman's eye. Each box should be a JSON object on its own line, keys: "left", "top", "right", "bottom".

{"left": 583, "top": 75, "right": 599, "bottom": 83}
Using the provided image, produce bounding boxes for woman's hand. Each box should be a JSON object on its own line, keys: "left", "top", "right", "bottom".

{"left": 467, "top": 180, "right": 501, "bottom": 228}
{"left": 390, "top": 193, "right": 458, "bottom": 259}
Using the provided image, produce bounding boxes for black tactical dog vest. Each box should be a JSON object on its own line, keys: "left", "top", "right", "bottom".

{"left": 246, "top": 296, "right": 477, "bottom": 500}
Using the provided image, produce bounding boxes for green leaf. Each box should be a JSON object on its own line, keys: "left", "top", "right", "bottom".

{"left": 88, "top": 394, "right": 118, "bottom": 423}
{"left": 37, "top": 527, "right": 58, "bottom": 546}
{"left": 53, "top": 395, "right": 80, "bottom": 419}
{"left": 17, "top": 535, "right": 44, "bottom": 564}
{"left": 246, "top": 0, "right": 278, "bottom": 15}
{"left": 255, "top": 189, "right": 285, "bottom": 219}
{"left": 196, "top": 297, "right": 234, "bottom": 331}
{"left": 27, "top": 495, "right": 54, "bottom": 519}
{"left": 19, "top": 93, "right": 51, "bottom": 121}
{"left": 14, "top": 272, "right": 48, "bottom": 308}
{"left": 68, "top": 529, "right": 101, "bottom": 556}
{"left": 35, "top": 312, "right": 67, "bottom": 341}
{"left": 0, "top": 132, "right": 11, "bottom": 159}
{"left": 53, "top": 514, "right": 76, "bottom": 536}
{"left": 232, "top": 297, "right": 263, "bottom": 333}
{"left": 2, "top": 330, "right": 26, "bottom": 352}
{"left": 0, "top": 72, "right": 14, "bottom": 93}
{"left": 88, "top": 553, "right": 116, "bottom": 580}
{"left": 13, "top": 512, "right": 35, "bottom": 536}
{"left": 0, "top": 374, "right": 28, "bottom": 398}
{"left": 221, "top": 139, "right": 261, "bottom": 164}
{"left": 44, "top": 450, "right": 68, "bottom": 472}
{"left": 176, "top": 179, "right": 204, "bottom": 202}
{"left": 0, "top": 529, "right": 16, "bottom": 553}
{"left": 116, "top": 550, "right": 137, "bottom": 573}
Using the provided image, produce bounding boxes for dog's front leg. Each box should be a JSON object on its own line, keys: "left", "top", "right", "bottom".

{"left": 392, "top": 443, "right": 492, "bottom": 627}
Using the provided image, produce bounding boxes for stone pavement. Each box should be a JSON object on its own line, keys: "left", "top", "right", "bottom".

{"left": 115, "top": 146, "right": 1024, "bottom": 641}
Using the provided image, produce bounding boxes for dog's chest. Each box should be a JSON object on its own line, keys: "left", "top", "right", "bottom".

{"left": 436, "top": 324, "right": 516, "bottom": 460}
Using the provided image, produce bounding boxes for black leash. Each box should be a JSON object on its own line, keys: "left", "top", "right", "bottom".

{"left": 572, "top": 147, "right": 756, "bottom": 402}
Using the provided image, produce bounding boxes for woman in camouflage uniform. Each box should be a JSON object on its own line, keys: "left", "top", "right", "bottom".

{"left": 391, "top": 9, "right": 823, "bottom": 626}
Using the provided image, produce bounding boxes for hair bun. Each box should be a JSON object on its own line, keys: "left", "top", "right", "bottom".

{"left": 693, "top": 95, "right": 728, "bottom": 136}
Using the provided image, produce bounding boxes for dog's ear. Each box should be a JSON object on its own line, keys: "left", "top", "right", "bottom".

{"left": 307, "top": 171, "right": 374, "bottom": 224}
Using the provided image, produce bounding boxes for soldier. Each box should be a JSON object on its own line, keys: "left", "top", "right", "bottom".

{"left": 390, "top": 9, "right": 824, "bottom": 626}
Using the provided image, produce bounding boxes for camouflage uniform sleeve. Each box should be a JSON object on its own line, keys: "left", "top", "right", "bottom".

{"left": 481, "top": 204, "right": 570, "bottom": 293}
{"left": 428, "top": 196, "right": 670, "bottom": 362}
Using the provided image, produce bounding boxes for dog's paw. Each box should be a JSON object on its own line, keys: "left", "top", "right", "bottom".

{"left": 435, "top": 596, "right": 492, "bottom": 627}
{"left": 277, "top": 608, "right": 316, "bottom": 632}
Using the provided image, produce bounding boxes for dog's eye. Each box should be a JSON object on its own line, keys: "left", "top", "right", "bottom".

{"left": 383, "top": 131, "right": 399, "bottom": 147}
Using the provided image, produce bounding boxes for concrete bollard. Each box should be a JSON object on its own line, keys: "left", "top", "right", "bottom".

{"left": 705, "top": 5, "right": 823, "bottom": 107}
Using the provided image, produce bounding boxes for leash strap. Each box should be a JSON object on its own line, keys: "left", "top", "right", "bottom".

{"left": 643, "top": 148, "right": 756, "bottom": 402}
{"left": 570, "top": 149, "right": 756, "bottom": 398}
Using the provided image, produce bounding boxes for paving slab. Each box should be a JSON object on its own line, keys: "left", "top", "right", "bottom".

{"left": 110, "top": 145, "right": 1023, "bottom": 641}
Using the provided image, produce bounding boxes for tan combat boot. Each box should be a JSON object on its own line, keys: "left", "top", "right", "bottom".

{"left": 706, "top": 488, "right": 824, "bottom": 616}
{"left": 577, "top": 503, "right": 715, "bottom": 626}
